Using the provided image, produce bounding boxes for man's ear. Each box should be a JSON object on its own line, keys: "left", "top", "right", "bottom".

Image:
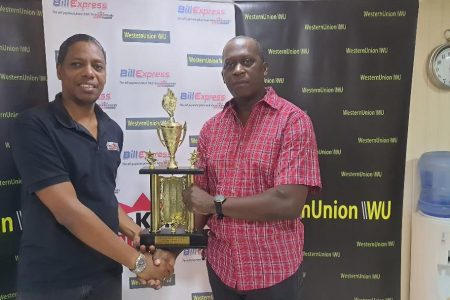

{"left": 56, "top": 64, "right": 62, "bottom": 80}
{"left": 221, "top": 71, "right": 225, "bottom": 83}
{"left": 263, "top": 62, "right": 268, "bottom": 76}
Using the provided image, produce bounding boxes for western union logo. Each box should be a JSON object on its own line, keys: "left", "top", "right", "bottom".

{"left": 187, "top": 54, "right": 222, "bottom": 67}
{"left": 360, "top": 74, "right": 402, "bottom": 81}
{"left": 191, "top": 293, "right": 214, "bottom": 300}
{"left": 302, "top": 200, "right": 392, "bottom": 220}
{"left": 267, "top": 48, "right": 309, "bottom": 55}
{"left": 0, "top": 73, "right": 46, "bottom": 82}
{"left": 129, "top": 274, "right": 175, "bottom": 289}
{"left": 122, "top": 29, "right": 170, "bottom": 43}
{"left": 0, "top": 112, "right": 19, "bottom": 119}
{"left": 125, "top": 118, "right": 168, "bottom": 130}
{"left": 0, "top": 44, "right": 30, "bottom": 53}
{"left": 0, "top": 5, "right": 42, "bottom": 16}
{"left": 363, "top": 10, "right": 406, "bottom": 17}
{"left": 189, "top": 135, "right": 199, "bottom": 147}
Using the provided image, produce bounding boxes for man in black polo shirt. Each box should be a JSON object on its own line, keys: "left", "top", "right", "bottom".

{"left": 11, "top": 34, "right": 176, "bottom": 300}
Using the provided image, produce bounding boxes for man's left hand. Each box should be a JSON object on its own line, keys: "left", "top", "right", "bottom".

{"left": 182, "top": 185, "right": 214, "bottom": 215}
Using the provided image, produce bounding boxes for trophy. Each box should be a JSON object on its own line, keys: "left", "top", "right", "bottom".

{"left": 139, "top": 89, "right": 207, "bottom": 249}
{"left": 157, "top": 89, "right": 187, "bottom": 169}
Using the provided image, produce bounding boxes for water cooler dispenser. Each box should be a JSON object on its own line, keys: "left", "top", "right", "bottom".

{"left": 410, "top": 151, "right": 450, "bottom": 300}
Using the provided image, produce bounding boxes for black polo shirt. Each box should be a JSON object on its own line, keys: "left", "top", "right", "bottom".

{"left": 11, "top": 93, "right": 123, "bottom": 291}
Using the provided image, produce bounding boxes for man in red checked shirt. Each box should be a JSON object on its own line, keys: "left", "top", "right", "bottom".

{"left": 182, "top": 35, "right": 322, "bottom": 300}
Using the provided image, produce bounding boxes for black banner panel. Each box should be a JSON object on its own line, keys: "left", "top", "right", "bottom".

{"left": 0, "top": 0, "right": 47, "bottom": 296}
{"left": 235, "top": 1, "right": 418, "bottom": 299}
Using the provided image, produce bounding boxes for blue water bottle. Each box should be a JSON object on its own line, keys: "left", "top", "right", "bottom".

{"left": 418, "top": 151, "right": 450, "bottom": 218}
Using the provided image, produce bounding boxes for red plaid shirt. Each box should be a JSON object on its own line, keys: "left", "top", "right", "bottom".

{"left": 195, "top": 87, "right": 321, "bottom": 290}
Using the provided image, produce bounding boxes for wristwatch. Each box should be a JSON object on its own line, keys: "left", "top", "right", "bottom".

{"left": 130, "top": 253, "right": 147, "bottom": 275}
{"left": 214, "top": 195, "right": 227, "bottom": 220}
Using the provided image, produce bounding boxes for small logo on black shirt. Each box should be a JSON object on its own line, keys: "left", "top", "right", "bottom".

{"left": 106, "top": 141, "right": 120, "bottom": 151}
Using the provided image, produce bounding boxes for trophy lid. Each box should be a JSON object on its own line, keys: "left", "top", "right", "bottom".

{"left": 162, "top": 88, "right": 177, "bottom": 123}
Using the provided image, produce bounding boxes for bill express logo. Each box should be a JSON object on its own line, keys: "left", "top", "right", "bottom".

{"left": 302, "top": 200, "right": 392, "bottom": 220}
{"left": 122, "top": 150, "right": 168, "bottom": 160}
{"left": 180, "top": 91, "right": 226, "bottom": 102}
{"left": 120, "top": 69, "right": 169, "bottom": 79}
{"left": 178, "top": 5, "right": 225, "bottom": 16}
{"left": 121, "top": 149, "right": 168, "bottom": 167}
{"left": 120, "top": 69, "right": 174, "bottom": 87}
{"left": 182, "top": 248, "right": 204, "bottom": 262}
{"left": 53, "top": 0, "right": 108, "bottom": 10}
{"left": 97, "top": 92, "right": 117, "bottom": 110}
{"left": 177, "top": 4, "right": 230, "bottom": 25}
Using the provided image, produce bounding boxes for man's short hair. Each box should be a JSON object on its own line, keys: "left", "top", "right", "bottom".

{"left": 57, "top": 34, "right": 106, "bottom": 65}
{"left": 223, "top": 35, "right": 266, "bottom": 62}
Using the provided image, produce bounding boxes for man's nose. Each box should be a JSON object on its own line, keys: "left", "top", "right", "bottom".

{"left": 233, "top": 63, "right": 245, "bottom": 75}
{"left": 82, "top": 65, "right": 95, "bottom": 77}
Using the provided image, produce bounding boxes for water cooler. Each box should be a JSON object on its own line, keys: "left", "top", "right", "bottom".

{"left": 410, "top": 152, "right": 450, "bottom": 300}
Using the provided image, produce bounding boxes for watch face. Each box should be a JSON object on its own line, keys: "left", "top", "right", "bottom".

{"left": 214, "top": 195, "right": 225, "bottom": 203}
{"left": 431, "top": 45, "right": 450, "bottom": 88}
{"left": 133, "top": 254, "right": 147, "bottom": 274}
{"left": 137, "top": 257, "right": 146, "bottom": 268}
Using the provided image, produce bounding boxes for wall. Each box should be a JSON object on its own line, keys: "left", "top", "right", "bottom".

{"left": 402, "top": 0, "right": 450, "bottom": 299}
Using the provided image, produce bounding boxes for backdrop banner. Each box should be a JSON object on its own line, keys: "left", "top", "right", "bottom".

{"left": 1, "top": 0, "right": 419, "bottom": 299}
{"left": 235, "top": 1, "right": 418, "bottom": 299}
{"left": 0, "top": 0, "right": 47, "bottom": 297}
{"left": 41, "top": 1, "right": 235, "bottom": 299}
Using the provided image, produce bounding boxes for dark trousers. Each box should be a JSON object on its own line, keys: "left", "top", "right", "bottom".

{"left": 207, "top": 262, "right": 304, "bottom": 300}
{"left": 16, "top": 273, "right": 122, "bottom": 300}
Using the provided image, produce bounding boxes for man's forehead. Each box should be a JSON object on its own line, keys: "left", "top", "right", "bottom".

{"left": 66, "top": 42, "right": 105, "bottom": 60}
{"left": 223, "top": 39, "right": 258, "bottom": 58}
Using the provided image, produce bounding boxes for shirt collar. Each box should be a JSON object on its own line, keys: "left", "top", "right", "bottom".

{"left": 223, "top": 86, "right": 281, "bottom": 113}
{"left": 52, "top": 92, "right": 109, "bottom": 129}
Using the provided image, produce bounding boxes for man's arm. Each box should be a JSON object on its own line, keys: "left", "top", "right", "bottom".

{"left": 118, "top": 206, "right": 142, "bottom": 247}
{"left": 36, "top": 181, "right": 172, "bottom": 281}
{"left": 194, "top": 213, "right": 210, "bottom": 230}
{"left": 183, "top": 184, "right": 308, "bottom": 222}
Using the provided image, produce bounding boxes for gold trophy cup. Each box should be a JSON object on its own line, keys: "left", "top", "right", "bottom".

{"left": 139, "top": 89, "right": 207, "bottom": 249}
{"left": 156, "top": 89, "right": 186, "bottom": 169}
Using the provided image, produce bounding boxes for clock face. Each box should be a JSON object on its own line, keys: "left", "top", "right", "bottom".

{"left": 431, "top": 45, "right": 450, "bottom": 88}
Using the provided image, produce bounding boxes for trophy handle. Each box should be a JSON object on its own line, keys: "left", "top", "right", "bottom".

{"left": 179, "top": 122, "right": 187, "bottom": 147}
{"left": 156, "top": 125, "right": 166, "bottom": 147}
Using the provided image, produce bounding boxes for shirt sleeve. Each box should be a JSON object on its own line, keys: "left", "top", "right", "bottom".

{"left": 274, "top": 111, "right": 322, "bottom": 191}
{"left": 194, "top": 122, "right": 210, "bottom": 193}
{"left": 11, "top": 112, "right": 70, "bottom": 194}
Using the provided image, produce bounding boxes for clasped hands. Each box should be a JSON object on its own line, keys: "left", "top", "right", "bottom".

{"left": 130, "top": 185, "right": 212, "bottom": 290}
{"left": 134, "top": 240, "right": 177, "bottom": 290}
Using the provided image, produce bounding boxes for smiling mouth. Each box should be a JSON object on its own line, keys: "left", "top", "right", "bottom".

{"left": 79, "top": 83, "right": 96, "bottom": 91}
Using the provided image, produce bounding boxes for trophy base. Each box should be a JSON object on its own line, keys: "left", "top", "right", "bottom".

{"left": 140, "top": 228, "right": 208, "bottom": 249}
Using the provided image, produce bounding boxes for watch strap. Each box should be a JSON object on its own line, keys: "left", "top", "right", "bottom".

{"left": 214, "top": 195, "right": 226, "bottom": 220}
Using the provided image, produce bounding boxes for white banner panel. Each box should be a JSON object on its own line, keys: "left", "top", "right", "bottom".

{"left": 42, "top": 1, "right": 235, "bottom": 299}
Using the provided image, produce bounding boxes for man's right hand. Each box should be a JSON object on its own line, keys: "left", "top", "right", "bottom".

{"left": 136, "top": 252, "right": 174, "bottom": 289}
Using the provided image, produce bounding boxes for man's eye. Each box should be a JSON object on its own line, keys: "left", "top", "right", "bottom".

{"left": 94, "top": 65, "right": 104, "bottom": 71}
{"left": 71, "top": 62, "right": 81, "bottom": 67}
{"left": 242, "top": 59, "right": 253, "bottom": 66}
{"left": 224, "top": 62, "right": 235, "bottom": 69}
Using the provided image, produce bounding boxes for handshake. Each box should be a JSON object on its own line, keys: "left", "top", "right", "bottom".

{"left": 131, "top": 243, "right": 179, "bottom": 290}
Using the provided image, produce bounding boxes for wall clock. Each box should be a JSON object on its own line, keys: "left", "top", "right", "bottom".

{"left": 427, "top": 29, "right": 450, "bottom": 90}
